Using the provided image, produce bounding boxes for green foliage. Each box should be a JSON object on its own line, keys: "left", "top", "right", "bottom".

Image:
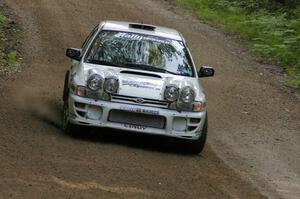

{"left": 231, "top": 0, "right": 300, "bottom": 11}
{"left": 0, "top": 14, "right": 6, "bottom": 27}
{"left": 0, "top": 12, "right": 20, "bottom": 76}
{"left": 177, "top": 0, "right": 300, "bottom": 88}
{"left": 8, "top": 51, "right": 18, "bottom": 66}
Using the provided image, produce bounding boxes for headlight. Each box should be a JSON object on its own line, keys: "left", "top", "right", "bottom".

{"left": 104, "top": 76, "right": 119, "bottom": 94}
{"left": 164, "top": 85, "right": 179, "bottom": 102}
{"left": 87, "top": 74, "right": 104, "bottom": 91}
{"left": 180, "top": 86, "right": 196, "bottom": 103}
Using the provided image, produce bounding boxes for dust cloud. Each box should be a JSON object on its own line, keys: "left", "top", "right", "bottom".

{"left": 13, "top": 86, "right": 62, "bottom": 129}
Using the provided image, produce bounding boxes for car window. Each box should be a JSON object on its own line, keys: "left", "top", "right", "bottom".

{"left": 85, "top": 31, "right": 195, "bottom": 77}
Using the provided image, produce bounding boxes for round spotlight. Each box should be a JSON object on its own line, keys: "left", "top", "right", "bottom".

{"left": 104, "top": 76, "right": 119, "bottom": 94}
{"left": 164, "top": 85, "right": 179, "bottom": 102}
{"left": 180, "top": 86, "right": 196, "bottom": 104}
{"left": 87, "top": 74, "right": 104, "bottom": 91}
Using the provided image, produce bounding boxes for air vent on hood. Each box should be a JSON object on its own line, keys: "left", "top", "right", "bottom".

{"left": 129, "top": 23, "right": 156, "bottom": 31}
{"left": 120, "top": 70, "right": 162, "bottom": 78}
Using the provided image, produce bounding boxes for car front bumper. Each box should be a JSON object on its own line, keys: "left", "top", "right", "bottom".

{"left": 68, "top": 94, "right": 207, "bottom": 140}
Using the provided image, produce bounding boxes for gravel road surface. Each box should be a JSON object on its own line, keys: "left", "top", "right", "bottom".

{"left": 0, "top": 0, "right": 299, "bottom": 198}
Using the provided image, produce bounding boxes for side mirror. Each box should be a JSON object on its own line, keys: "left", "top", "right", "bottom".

{"left": 198, "top": 66, "right": 215, "bottom": 77}
{"left": 66, "top": 48, "right": 81, "bottom": 61}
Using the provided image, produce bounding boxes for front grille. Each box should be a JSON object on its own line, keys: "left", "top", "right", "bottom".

{"left": 108, "top": 110, "right": 166, "bottom": 129}
{"left": 111, "top": 94, "right": 168, "bottom": 108}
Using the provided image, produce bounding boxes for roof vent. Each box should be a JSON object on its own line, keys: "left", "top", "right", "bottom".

{"left": 129, "top": 23, "right": 156, "bottom": 31}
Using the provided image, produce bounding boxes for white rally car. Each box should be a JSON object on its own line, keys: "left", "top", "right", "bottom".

{"left": 63, "top": 21, "right": 214, "bottom": 153}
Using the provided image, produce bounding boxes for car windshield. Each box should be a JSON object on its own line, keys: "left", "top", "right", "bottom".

{"left": 85, "top": 31, "right": 195, "bottom": 77}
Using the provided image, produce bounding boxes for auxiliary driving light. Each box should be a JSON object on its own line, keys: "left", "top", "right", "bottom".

{"left": 87, "top": 74, "right": 104, "bottom": 91}
{"left": 104, "top": 76, "right": 119, "bottom": 94}
{"left": 164, "top": 85, "right": 179, "bottom": 102}
{"left": 180, "top": 86, "right": 196, "bottom": 104}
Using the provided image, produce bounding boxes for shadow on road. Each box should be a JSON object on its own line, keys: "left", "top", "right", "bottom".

{"left": 31, "top": 101, "right": 201, "bottom": 155}
{"left": 72, "top": 127, "right": 198, "bottom": 155}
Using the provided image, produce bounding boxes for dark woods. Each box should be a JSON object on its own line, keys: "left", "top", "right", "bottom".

{"left": 235, "top": 0, "right": 299, "bottom": 11}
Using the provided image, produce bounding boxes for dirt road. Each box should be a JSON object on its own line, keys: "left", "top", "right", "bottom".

{"left": 0, "top": 0, "right": 299, "bottom": 198}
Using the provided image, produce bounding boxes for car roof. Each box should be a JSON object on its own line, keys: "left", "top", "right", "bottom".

{"left": 101, "top": 20, "right": 183, "bottom": 41}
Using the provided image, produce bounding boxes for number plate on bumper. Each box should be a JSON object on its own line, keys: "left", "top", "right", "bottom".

{"left": 108, "top": 110, "right": 165, "bottom": 129}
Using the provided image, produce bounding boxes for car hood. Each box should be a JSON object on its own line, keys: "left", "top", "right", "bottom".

{"left": 76, "top": 63, "right": 205, "bottom": 101}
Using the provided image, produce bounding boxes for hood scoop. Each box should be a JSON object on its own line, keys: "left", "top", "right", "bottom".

{"left": 120, "top": 70, "right": 162, "bottom": 79}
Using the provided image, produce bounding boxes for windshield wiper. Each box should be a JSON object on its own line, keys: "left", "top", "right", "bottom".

{"left": 86, "top": 59, "right": 123, "bottom": 67}
{"left": 124, "top": 63, "right": 177, "bottom": 75}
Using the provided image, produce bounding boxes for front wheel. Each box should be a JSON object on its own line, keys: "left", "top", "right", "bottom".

{"left": 62, "top": 70, "right": 78, "bottom": 135}
{"left": 62, "top": 100, "right": 76, "bottom": 134}
{"left": 62, "top": 70, "right": 70, "bottom": 102}
{"left": 185, "top": 115, "right": 208, "bottom": 154}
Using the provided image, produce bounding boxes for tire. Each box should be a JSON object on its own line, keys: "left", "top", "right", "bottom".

{"left": 186, "top": 114, "right": 208, "bottom": 154}
{"left": 61, "top": 71, "right": 77, "bottom": 135}
{"left": 63, "top": 70, "right": 70, "bottom": 102}
{"left": 62, "top": 99, "right": 77, "bottom": 134}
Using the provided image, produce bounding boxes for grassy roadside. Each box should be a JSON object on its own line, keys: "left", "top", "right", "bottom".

{"left": 177, "top": 0, "right": 300, "bottom": 88}
{"left": 0, "top": 7, "right": 21, "bottom": 78}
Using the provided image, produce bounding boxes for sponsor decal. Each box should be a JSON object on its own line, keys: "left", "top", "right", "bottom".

{"left": 122, "top": 80, "right": 161, "bottom": 91}
{"left": 123, "top": 124, "right": 146, "bottom": 130}
{"left": 115, "top": 32, "right": 171, "bottom": 44}
{"left": 120, "top": 106, "right": 159, "bottom": 115}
